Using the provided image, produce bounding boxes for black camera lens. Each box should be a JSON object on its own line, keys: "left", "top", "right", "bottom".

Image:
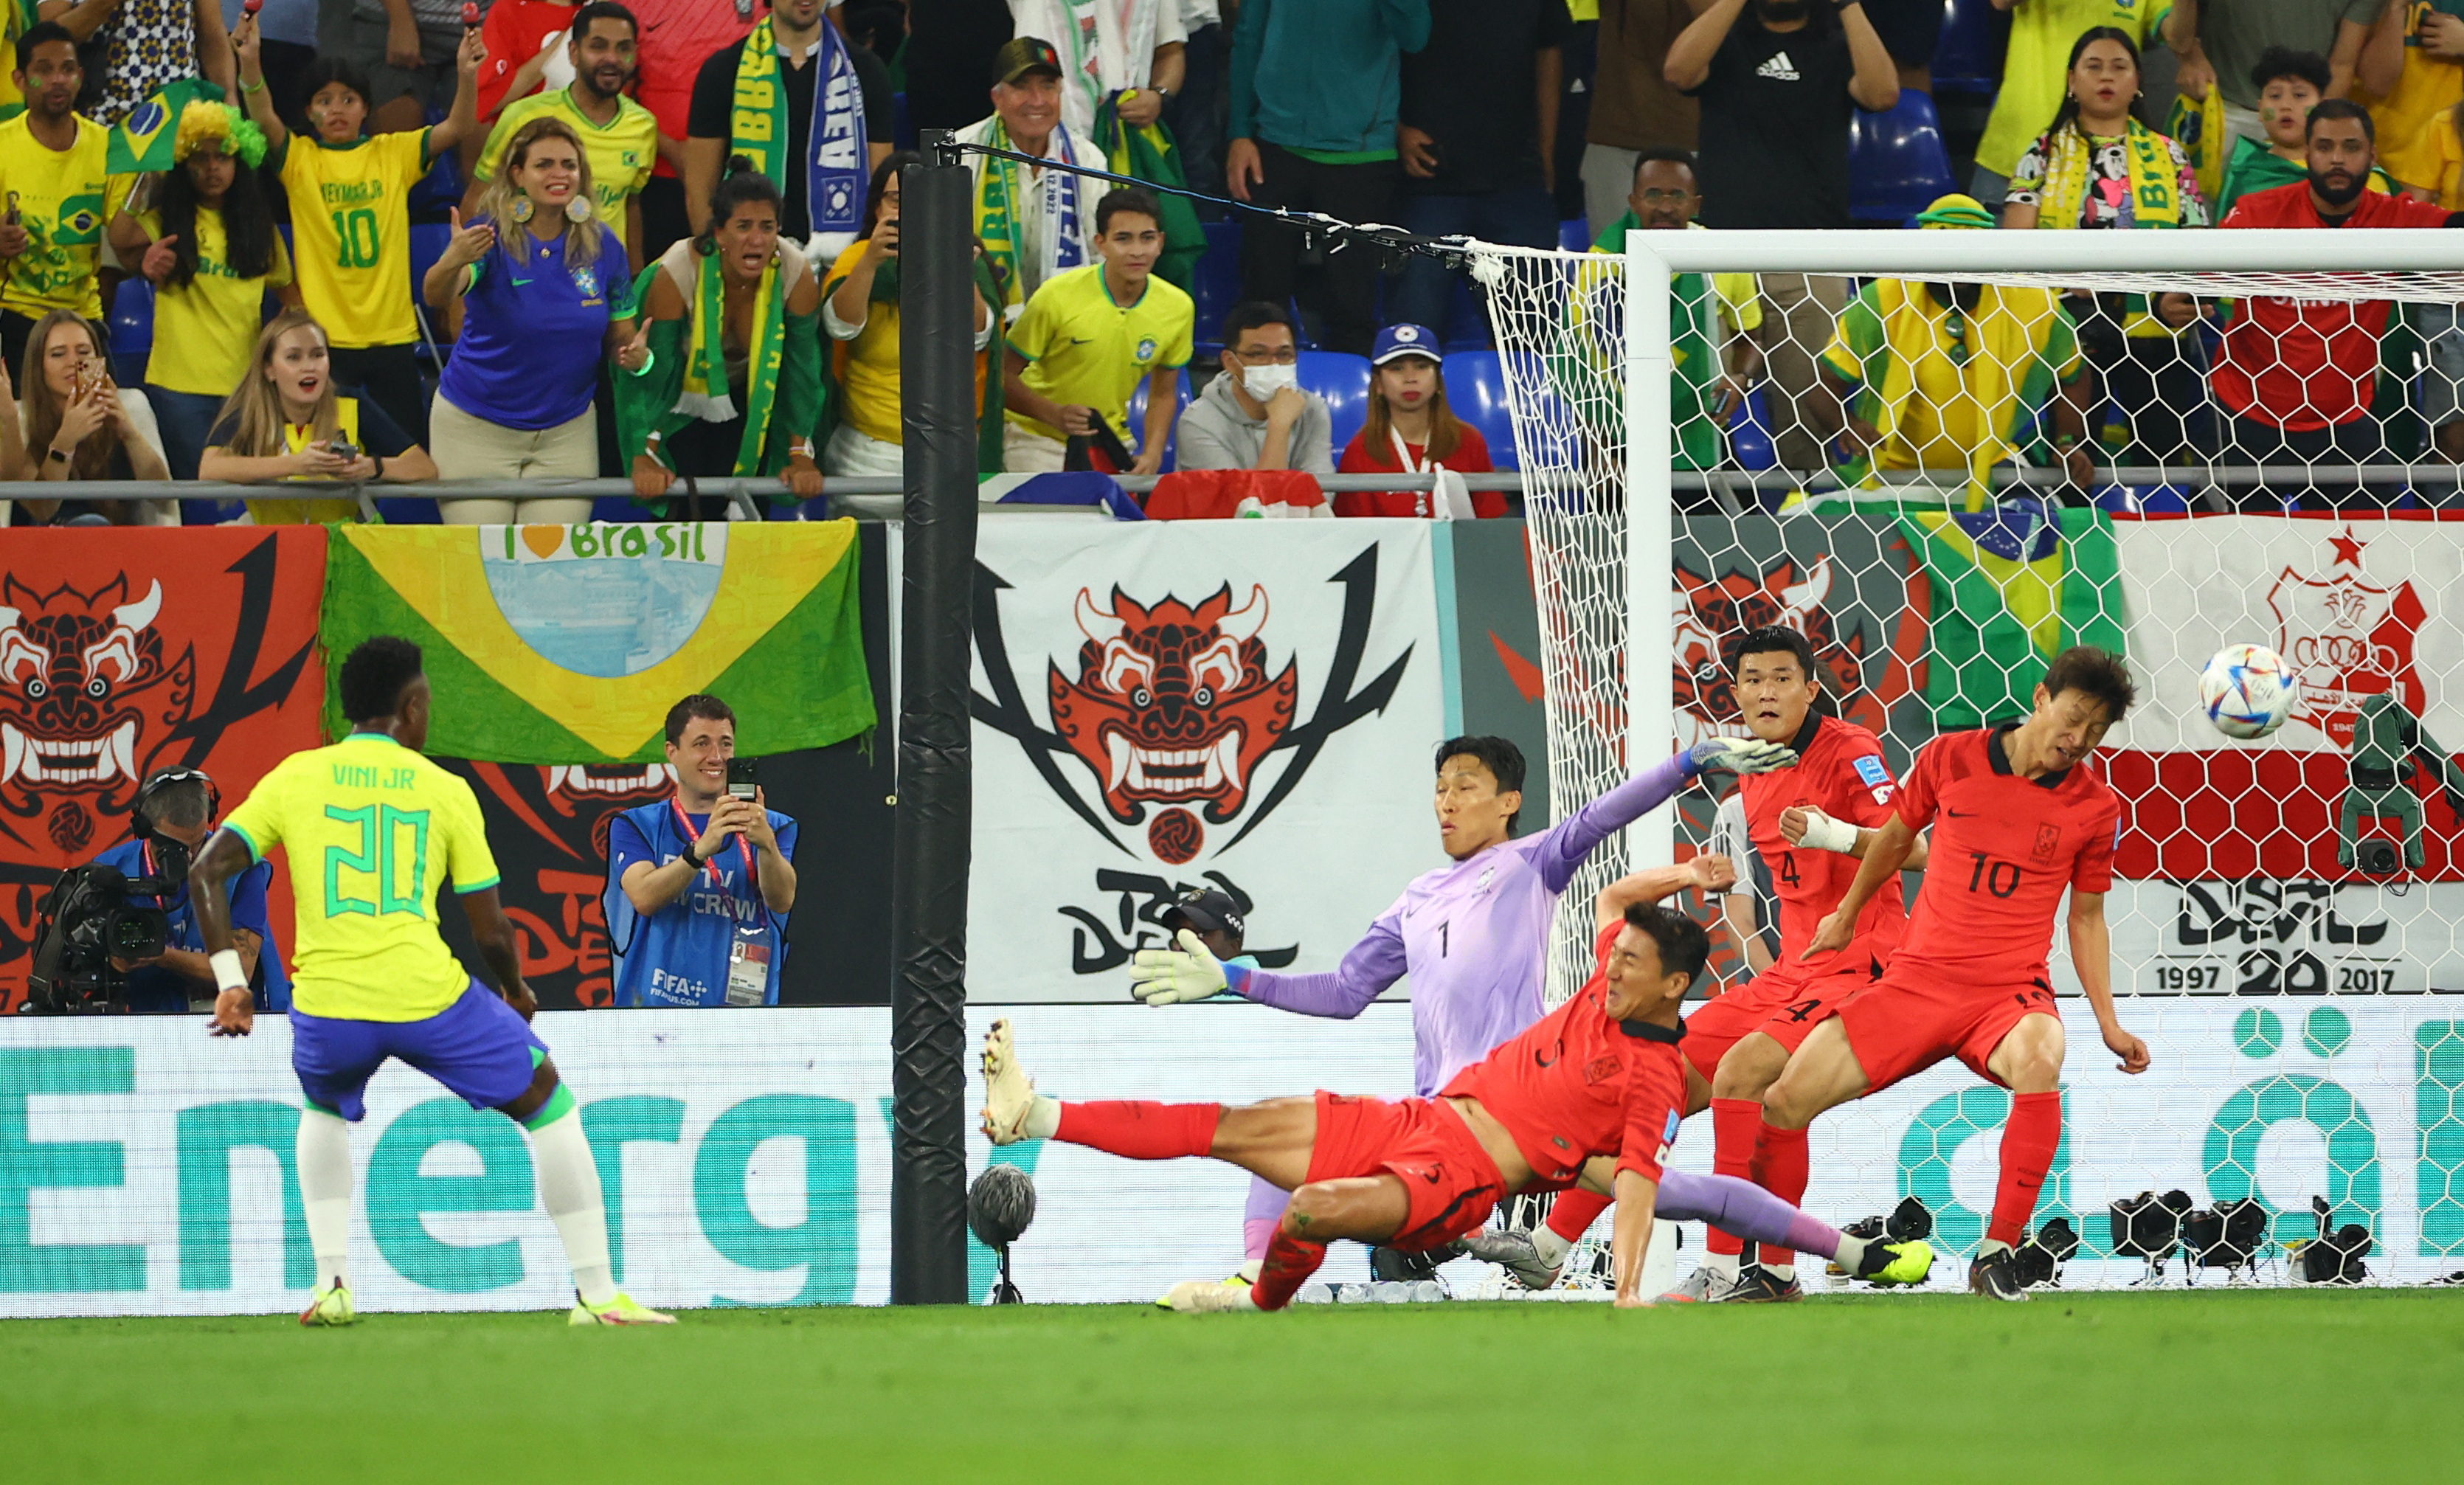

{"left": 2354, "top": 838, "right": 2401, "bottom": 876}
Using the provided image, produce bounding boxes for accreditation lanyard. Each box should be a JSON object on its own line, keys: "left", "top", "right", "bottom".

{"left": 674, "top": 797, "right": 771, "bottom": 1005}
{"left": 1388, "top": 429, "right": 1433, "bottom": 516}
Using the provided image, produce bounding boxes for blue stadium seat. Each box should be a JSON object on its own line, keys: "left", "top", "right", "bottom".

{"left": 2097, "top": 484, "right": 2196, "bottom": 516}
{"left": 1298, "top": 350, "right": 1374, "bottom": 456}
{"left": 1126, "top": 371, "right": 1196, "bottom": 472}
{"left": 409, "top": 221, "right": 454, "bottom": 365}
{"left": 108, "top": 279, "right": 153, "bottom": 385}
{"left": 1558, "top": 218, "right": 1591, "bottom": 252}
{"left": 1190, "top": 219, "right": 1245, "bottom": 350}
{"left": 1445, "top": 350, "right": 1517, "bottom": 471}
{"left": 408, "top": 106, "right": 463, "bottom": 212}
{"left": 1728, "top": 385, "right": 1777, "bottom": 473}
{"left": 1932, "top": 0, "right": 2010, "bottom": 96}
{"left": 1444, "top": 278, "right": 1493, "bottom": 350}
{"left": 1850, "top": 91, "right": 1958, "bottom": 225}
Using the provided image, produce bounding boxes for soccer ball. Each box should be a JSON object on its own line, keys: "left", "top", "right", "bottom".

{"left": 2198, "top": 644, "right": 2297, "bottom": 740}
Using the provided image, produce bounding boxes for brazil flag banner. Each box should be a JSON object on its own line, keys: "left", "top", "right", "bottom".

{"left": 1896, "top": 501, "right": 2128, "bottom": 729}
{"left": 320, "top": 521, "right": 875, "bottom": 763}
{"left": 108, "top": 78, "right": 224, "bottom": 173}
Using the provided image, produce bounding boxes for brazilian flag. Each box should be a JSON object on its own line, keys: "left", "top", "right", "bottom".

{"left": 319, "top": 521, "right": 876, "bottom": 763}
{"left": 108, "top": 78, "right": 224, "bottom": 173}
{"left": 1896, "top": 502, "right": 2129, "bottom": 730}
{"left": 1094, "top": 95, "right": 1203, "bottom": 294}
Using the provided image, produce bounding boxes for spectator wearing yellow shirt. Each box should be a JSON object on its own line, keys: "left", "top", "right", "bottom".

{"left": 819, "top": 152, "right": 1000, "bottom": 477}
{"left": 1970, "top": 0, "right": 2164, "bottom": 210}
{"left": 1001, "top": 187, "right": 1192, "bottom": 474}
{"left": 232, "top": 9, "right": 485, "bottom": 446}
{"left": 198, "top": 308, "right": 438, "bottom": 523}
{"left": 108, "top": 102, "right": 299, "bottom": 481}
{"left": 466, "top": 3, "right": 660, "bottom": 266}
{"left": 0, "top": 25, "right": 136, "bottom": 377}
{"left": 2361, "top": 0, "right": 2464, "bottom": 193}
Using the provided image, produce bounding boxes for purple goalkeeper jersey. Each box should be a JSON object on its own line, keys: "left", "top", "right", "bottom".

{"left": 1233, "top": 753, "right": 1694, "bottom": 1095}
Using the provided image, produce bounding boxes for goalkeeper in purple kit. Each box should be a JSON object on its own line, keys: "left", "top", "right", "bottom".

{"left": 1128, "top": 732, "right": 1796, "bottom": 1287}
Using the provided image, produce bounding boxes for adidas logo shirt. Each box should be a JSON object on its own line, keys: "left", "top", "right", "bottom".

{"left": 1688, "top": 15, "right": 1863, "bottom": 229}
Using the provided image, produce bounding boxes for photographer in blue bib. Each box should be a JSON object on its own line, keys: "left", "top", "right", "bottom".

{"left": 605, "top": 695, "right": 799, "bottom": 1007}
{"left": 91, "top": 767, "right": 291, "bottom": 1014}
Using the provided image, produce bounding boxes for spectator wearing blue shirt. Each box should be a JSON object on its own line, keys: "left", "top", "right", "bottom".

{"left": 92, "top": 767, "right": 289, "bottom": 1014}
{"left": 422, "top": 114, "right": 639, "bottom": 525}
{"left": 605, "top": 695, "right": 800, "bottom": 1008}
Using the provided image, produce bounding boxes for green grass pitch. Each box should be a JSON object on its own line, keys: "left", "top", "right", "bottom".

{"left": 8, "top": 1290, "right": 2460, "bottom": 1481}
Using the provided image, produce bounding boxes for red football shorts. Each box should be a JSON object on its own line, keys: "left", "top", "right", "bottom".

{"left": 1833, "top": 963, "right": 2060, "bottom": 1093}
{"left": 1305, "top": 1090, "right": 1508, "bottom": 1252}
{"left": 1681, "top": 947, "right": 1887, "bottom": 1082}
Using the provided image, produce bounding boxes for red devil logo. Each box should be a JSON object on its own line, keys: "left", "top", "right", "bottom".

{"left": 0, "top": 575, "right": 190, "bottom": 850}
{"left": 1671, "top": 554, "right": 1908, "bottom": 744}
{"left": 1049, "top": 584, "right": 1299, "bottom": 825}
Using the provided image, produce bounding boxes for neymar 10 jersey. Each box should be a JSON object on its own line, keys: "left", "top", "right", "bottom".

{"left": 223, "top": 733, "right": 501, "bottom": 1022}
{"left": 1891, "top": 724, "right": 2120, "bottom": 980}
{"left": 1739, "top": 713, "right": 1906, "bottom": 959}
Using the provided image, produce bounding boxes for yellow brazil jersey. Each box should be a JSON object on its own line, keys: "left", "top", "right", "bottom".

{"left": 223, "top": 732, "right": 501, "bottom": 1022}
{"left": 0, "top": 113, "right": 135, "bottom": 319}
{"left": 1007, "top": 263, "right": 1193, "bottom": 442}
{"left": 280, "top": 128, "right": 432, "bottom": 349}
{"left": 2370, "top": 3, "right": 2464, "bottom": 192}
{"left": 474, "top": 87, "right": 659, "bottom": 224}
{"left": 240, "top": 396, "right": 365, "bottom": 527}
{"left": 137, "top": 206, "right": 294, "bottom": 396}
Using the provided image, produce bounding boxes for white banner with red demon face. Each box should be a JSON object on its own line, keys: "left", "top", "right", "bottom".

{"left": 970, "top": 520, "right": 1446, "bottom": 1003}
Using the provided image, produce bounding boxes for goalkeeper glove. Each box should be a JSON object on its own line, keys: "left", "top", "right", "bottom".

{"left": 1686, "top": 735, "right": 1796, "bottom": 776}
{"left": 1129, "top": 929, "right": 1247, "bottom": 1005}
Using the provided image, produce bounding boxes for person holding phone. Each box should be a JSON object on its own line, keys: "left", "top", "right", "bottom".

{"left": 603, "top": 693, "right": 800, "bottom": 1008}
{"left": 200, "top": 308, "right": 437, "bottom": 524}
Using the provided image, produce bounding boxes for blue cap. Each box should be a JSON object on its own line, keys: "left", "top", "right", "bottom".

{"left": 1369, "top": 322, "right": 1442, "bottom": 365}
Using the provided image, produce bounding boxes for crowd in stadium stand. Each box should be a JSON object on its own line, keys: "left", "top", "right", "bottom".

{"left": 3, "top": 0, "right": 2463, "bottom": 525}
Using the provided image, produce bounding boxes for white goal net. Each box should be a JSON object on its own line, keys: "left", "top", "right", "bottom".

{"left": 1473, "top": 229, "right": 2464, "bottom": 1288}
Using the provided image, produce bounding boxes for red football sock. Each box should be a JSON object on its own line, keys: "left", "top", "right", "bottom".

{"left": 1053, "top": 1101, "right": 1221, "bottom": 1160}
{"left": 1987, "top": 1091, "right": 2063, "bottom": 1249}
{"left": 1751, "top": 1120, "right": 1810, "bottom": 1270}
{"left": 1250, "top": 1225, "right": 1328, "bottom": 1311}
{"left": 1546, "top": 1188, "right": 1611, "bottom": 1244}
{"left": 1705, "top": 1098, "right": 1762, "bottom": 1257}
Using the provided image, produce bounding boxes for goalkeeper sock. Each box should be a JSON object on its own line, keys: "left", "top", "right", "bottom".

{"left": 1543, "top": 1188, "right": 1610, "bottom": 1247}
{"left": 297, "top": 1105, "right": 354, "bottom": 1292}
{"left": 1751, "top": 1119, "right": 1810, "bottom": 1273}
{"left": 1987, "top": 1090, "right": 2062, "bottom": 1250}
{"left": 528, "top": 1101, "right": 617, "bottom": 1306}
{"left": 1705, "top": 1098, "right": 1761, "bottom": 1259}
{"left": 1244, "top": 1174, "right": 1287, "bottom": 1262}
{"left": 1250, "top": 1226, "right": 1327, "bottom": 1311}
{"left": 1054, "top": 1100, "right": 1221, "bottom": 1160}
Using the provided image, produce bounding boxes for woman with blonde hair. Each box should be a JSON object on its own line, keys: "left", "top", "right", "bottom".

{"left": 423, "top": 114, "right": 638, "bottom": 523}
{"left": 198, "top": 308, "right": 437, "bottom": 524}
{"left": 7, "top": 310, "right": 173, "bottom": 527}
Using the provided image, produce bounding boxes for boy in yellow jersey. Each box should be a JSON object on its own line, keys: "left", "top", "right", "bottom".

{"left": 468, "top": 2, "right": 658, "bottom": 264}
{"left": 190, "top": 637, "right": 672, "bottom": 1329}
{"left": 1001, "top": 186, "right": 1191, "bottom": 474}
{"left": 0, "top": 24, "right": 136, "bottom": 373}
{"left": 232, "top": 10, "right": 486, "bottom": 443}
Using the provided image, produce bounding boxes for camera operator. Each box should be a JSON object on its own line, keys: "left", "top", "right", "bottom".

{"left": 606, "top": 695, "right": 798, "bottom": 1007}
{"left": 92, "top": 768, "right": 289, "bottom": 1014}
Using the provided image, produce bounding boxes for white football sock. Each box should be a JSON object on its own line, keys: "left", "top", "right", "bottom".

{"left": 1833, "top": 1233, "right": 1871, "bottom": 1274}
{"left": 297, "top": 1107, "right": 354, "bottom": 1292}
{"left": 1764, "top": 1262, "right": 1796, "bottom": 1281}
{"left": 1529, "top": 1223, "right": 1574, "bottom": 1267}
{"left": 1024, "top": 1095, "right": 1061, "bottom": 1140}
{"left": 1703, "top": 1250, "right": 1742, "bottom": 1278}
{"left": 1977, "top": 1239, "right": 2014, "bottom": 1259}
{"left": 529, "top": 1107, "right": 617, "bottom": 1306}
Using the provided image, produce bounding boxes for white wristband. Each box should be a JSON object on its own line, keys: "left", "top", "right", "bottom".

{"left": 1796, "top": 808, "right": 1863, "bottom": 856}
{"left": 210, "top": 949, "right": 248, "bottom": 994}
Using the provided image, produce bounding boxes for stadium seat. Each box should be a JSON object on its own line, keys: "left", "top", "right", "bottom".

{"left": 1446, "top": 350, "right": 1517, "bottom": 471}
{"left": 1125, "top": 372, "right": 1196, "bottom": 472}
{"left": 1728, "top": 385, "right": 1778, "bottom": 473}
{"left": 107, "top": 280, "right": 153, "bottom": 385}
{"left": 1190, "top": 219, "right": 1244, "bottom": 350}
{"left": 1558, "top": 218, "right": 1591, "bottom": 252}
{"left": 1932, "top": 0, "right": 2010, "bottom": 95}
{"left": 1850, "top": 91, "right": 1958, "bottom": 225}
{"left": 409, "top": 222, "right": 454, "bottom": 366}
{"left": 1444, "top": 278, "right": 1494, "bottom": 350}
{"left": 1298, "top": 350, "right": 1374, "bottom": 455}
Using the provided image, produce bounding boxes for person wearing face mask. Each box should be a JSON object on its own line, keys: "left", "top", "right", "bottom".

{"left": 817, "top": 150, "right": 1003, "bottom": 477}
{"left": 1174, "top": 301, "right": 1334, "bottom": 475}
{"left": 1665, "top": 0, "right": 1897, "bottom": 477}
{"left": 2215, "top": 97, "right": 2464, "bottom": 510}
{"left": 617, "top": 160, "right": 826, "bottom": 518}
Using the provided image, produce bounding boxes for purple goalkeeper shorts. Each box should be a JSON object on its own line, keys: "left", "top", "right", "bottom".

{"left": 289, "top": 979, "right": 548, "bottom": 1122}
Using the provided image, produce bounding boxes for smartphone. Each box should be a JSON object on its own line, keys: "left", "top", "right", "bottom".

{"left": 727, "top": 756, "right": 759, "bottom": 801}
{"left": 329, "top": 439, "right": 361, "bottom": 464}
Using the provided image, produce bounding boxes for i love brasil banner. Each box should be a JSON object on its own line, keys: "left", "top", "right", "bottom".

{"left": 319, "top": 522, "right": 875, "bottom": 763}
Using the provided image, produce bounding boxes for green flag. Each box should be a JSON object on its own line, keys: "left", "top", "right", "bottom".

{"left": 108, "top": 78, "right": 224, "bottom": 173}
{"left": 319, "top": 521, "right": 876, "bottom": 763}
{"left": 1895, "top": 502, "right": 2129, "bottom": 729}
{"left": 1095, "top": 98, "right": 1203, "bottom": 293}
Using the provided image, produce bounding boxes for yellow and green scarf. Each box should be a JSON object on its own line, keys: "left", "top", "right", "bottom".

{"left": 727, "top": 16, "right": 867, "bottom": 245}
{"left": 2034, "top": 119, "right": 2184, "bottom": 230}
{"left": 679, "top": 246, "right": 785, "bottom": 475}
{"left": 969, "top": 117, "right": 1086, "bottom": 313}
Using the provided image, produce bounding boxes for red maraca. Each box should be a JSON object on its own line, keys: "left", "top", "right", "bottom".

{"left": 463, "top": 1, "right": 480, "bottom": 26}
{"left": 243, "top": 0, "right": 260, "bottom": 14}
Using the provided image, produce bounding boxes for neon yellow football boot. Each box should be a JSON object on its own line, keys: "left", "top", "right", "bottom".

{"left": 300, "top": 1283, "right": 356, "bottom": 1327}
{"left": 1866, "top": 1239, "right": 1935, "bottom": 1287}
{"left": 570, "top": 1291, "right": 677, "bottom": 1326}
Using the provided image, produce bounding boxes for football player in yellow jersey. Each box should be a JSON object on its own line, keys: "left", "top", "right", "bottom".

{"left": 189, "top": 637, "right": 673, "bottom": 1329}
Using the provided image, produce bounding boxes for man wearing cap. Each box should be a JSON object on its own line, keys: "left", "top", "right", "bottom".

{"left": 685, "top": 0, "right": 897, "bottom": 262}
{"left": 1815, "top": 193, "right": 2093, "bottom": 502}
{"left": 957, "top": 37, "right": 1103, "bottom": 322}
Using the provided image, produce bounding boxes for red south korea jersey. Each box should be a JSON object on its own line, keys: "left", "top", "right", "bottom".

{"left": 1443, "top": 924, "right": 1689, "bottom": 1186}
{"left": 1740, "top": 713, "right": 1907, "bottom": 960}
{"left": 1892, "top": 724, "right": 2121, "bottom": 981}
